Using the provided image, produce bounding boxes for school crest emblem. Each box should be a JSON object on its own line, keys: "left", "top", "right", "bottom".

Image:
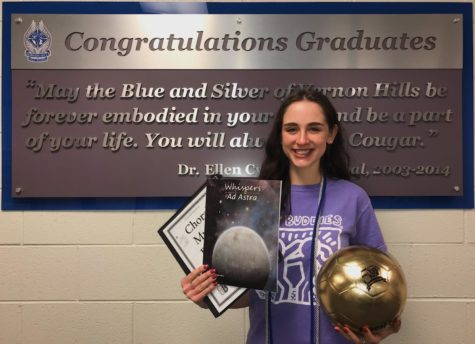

{"left": 24, "top": 20, "right": 52, "bottom": 62}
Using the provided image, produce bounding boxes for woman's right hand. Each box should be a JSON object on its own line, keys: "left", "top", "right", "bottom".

{"left": 180, "top": 264, "right": 217, "bottom": 307}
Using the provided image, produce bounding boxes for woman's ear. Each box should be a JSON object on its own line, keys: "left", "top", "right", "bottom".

{"left": 327, "top": 125, "right": 338, "bottom": 144}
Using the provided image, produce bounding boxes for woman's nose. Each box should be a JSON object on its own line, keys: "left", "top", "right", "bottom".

{"left": 296, "top": 130, "right": 309, "bottom": 144}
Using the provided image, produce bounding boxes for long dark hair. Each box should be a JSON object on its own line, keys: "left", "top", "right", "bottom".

{"left": 259, "top": 89, "right": 351, "bottom": 216}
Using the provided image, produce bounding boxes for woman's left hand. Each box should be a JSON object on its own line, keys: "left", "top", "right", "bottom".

{"left": 334, "top": 317, "right": 402, "bottom": 344}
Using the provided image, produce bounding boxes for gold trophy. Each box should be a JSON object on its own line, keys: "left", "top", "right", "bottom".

{"left": 317, "top": 246, "right": 407, "bottom": 333}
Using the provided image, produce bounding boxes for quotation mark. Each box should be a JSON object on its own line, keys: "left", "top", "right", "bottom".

{"left": 26, "top": 80, "right": 36, "bottom": 88}
{"left": 428, "top": 129, "right": 439, "bottom": 137}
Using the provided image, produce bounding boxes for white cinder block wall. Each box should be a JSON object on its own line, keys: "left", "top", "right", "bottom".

{"left": 1, "top": 0, "right": 474, "bottom": 343}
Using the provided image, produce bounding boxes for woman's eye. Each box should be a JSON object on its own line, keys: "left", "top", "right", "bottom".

{"left": 308, "top": 126, "right": 321, "bottom": 132}
{"left": 284, "top": 127, "right": 298, "bottom": 133}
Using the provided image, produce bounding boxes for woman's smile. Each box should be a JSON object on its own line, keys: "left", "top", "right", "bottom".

{"left": 281, "top": 99, "right": 337, "bottom": 182}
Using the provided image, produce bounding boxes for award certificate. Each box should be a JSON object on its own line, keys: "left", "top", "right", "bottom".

{"left": 158, "top": 183, "right": 247, "bottom": 317}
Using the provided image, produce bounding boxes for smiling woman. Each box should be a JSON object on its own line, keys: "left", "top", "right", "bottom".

{"left": 181, "top": 89, "right": 401, "bottom": 344}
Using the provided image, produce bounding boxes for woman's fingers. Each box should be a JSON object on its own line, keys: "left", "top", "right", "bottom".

{"left": 334, "top": 325, "right": 361, "bottom": 343}
{"left": 361, "top": 326, "right": 380, "bottom": 343}
{"left": 191, "top": 278, "right": 218, "bottom": 302}
{"left": 359, "top": 318, "right": 402, "bottom": 344}
{"left": 344, "top": 326, "right": 366, "bottom": 343}
{"left": 181, "top": 264, "right": 208, "bottom": 288}
{"left": 370, "top": 317, "right": 402, "bottom": 341}
{"left": 390, "top": 317, "right": 402, "bottom": 333}
{"left": 181, "top": 264, "right": 218, "bottom": 303}
{"left": 334, "top": 323, "right": 397, "bottom": 344}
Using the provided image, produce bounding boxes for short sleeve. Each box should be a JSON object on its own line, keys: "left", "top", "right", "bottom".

{"left": 351, "top": 197, "right": 387, "bottom": 251}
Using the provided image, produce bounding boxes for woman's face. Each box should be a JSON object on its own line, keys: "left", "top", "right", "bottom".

{"left": 281, "top": 99, "right": 337, "bottom": 177}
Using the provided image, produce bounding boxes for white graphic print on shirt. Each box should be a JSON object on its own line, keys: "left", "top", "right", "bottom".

{"left": 256, "top": 214, "right": 342, "bottom": 305}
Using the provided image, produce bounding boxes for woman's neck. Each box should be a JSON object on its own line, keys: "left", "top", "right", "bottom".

{"left": 289, "top": 167, "right": 322, "bottom": 185}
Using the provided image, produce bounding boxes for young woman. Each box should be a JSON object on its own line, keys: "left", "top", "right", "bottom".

{"left": 181, "top": 89, "right": 401, "bottom": 344}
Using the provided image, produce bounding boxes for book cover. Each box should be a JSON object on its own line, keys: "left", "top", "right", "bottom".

{"left": 203, "top": 177, "right": 282, "bottom": 291}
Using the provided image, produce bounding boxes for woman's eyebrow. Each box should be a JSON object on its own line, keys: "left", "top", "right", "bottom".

{"left": 283, "top": 121, "right": 324, "bottom": 126}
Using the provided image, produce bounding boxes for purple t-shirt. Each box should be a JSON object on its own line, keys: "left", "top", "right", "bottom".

{"left": 247, "top": 179, "right": 387, "bottom": 344}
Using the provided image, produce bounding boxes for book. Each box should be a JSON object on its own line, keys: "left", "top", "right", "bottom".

{"left": 203, "top": 177, "right": 282, "bottom": 291}
{"left": 158, "top": 183, "right": 248, "bottom": 317}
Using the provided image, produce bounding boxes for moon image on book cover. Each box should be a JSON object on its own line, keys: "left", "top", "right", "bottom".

{"left": 204, "top": 177, "right": 282, "bottom": 291}
{"left": 212, "top": 225, "right": 270, "bottom": 288}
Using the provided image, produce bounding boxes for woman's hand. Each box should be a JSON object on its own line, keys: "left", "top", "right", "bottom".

{"left": 334, "top": 317, "right": 402, "bottom": 344}
{"left": 180, "top": 264, "right": 217, "bottom": 308}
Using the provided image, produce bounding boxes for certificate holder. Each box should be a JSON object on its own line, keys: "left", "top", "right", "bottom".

{"left": 158, "top": 182, "right": 248, "bottom": 317}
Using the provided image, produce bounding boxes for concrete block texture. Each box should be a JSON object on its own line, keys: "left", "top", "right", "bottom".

{"left": 0, "top": 246, "right": 79, "bottom": 300}
{"left": 0, "top": 208, "right": 23, "bottom": 244}
{"left": 467, "top": 302, "right": 475, "bottom": 341}
{"left": 21, "top": 303, "right": 132, "bottom": 344}
{"left": 3, "top": 300, "right": 475, "bottom": 344}
{"left": 133, "top": 210, "right": 174, "bottom": 244}
{"left": 467, "top": 208, "right": 475, "bottom": 243}
{"left": 389, "top": 244, "right": 475, "bottom": 298}
{"left": 1, "top": 0, "right": 474, "bottom": 343}
{"left": 385, "top": 301, "right": 473, "bottom": 344}
{"left": 23, "top": 211, "right": 134, "bottom": 244}
{"left": 134, "top": 302, "right": 246, "bottom": 344}
{"left": 79, "top": 246, "right": 184, "bottom": 300}
{"left": 377, "top": 209, "right": 464, "bottom": 244}
{"left": 0, "top": 304, "right": 21, "bottom": 344}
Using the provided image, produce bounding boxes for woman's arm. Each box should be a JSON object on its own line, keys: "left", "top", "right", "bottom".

{"left": 230, "top": 292, "right": 250, "bottom": 309}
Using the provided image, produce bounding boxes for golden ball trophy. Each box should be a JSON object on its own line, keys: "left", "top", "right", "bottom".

{"left": 317, "top": 246, "right": 407, "bottom": 333}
